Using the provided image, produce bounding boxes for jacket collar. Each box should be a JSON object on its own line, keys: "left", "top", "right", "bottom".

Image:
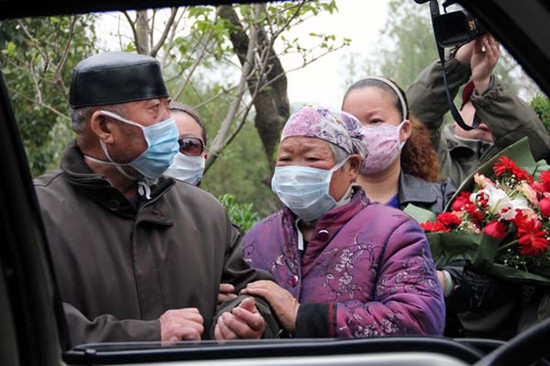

{"left": 60, "top": 140, "right": 175, "bottom": 223}
{"left": 444, "top": 124, "right": 493, "bottom": 157}
{"left": 281, "top": 186, "right": 370, "bottom": 240}
{"left": 398, "top": 172, "right": 438, "bottom": 206}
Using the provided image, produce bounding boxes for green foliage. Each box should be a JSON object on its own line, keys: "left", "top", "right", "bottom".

{"left": 201, "top": 120, "right": 278, "bottom": 219}
{"left": 218, "top": 193, "right": 260, "bottom": 232}
{"left": 0, "top": 15, "right": 98, "bottom": 176}
{"left": 530, "top": 94, "right": 550, "bottom": 135}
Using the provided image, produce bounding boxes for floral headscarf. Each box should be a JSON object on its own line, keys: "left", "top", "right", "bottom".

{"left": 281, "top": 106, "right": 368, "bottom": 159}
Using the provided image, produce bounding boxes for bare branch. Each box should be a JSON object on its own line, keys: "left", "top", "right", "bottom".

{"left": 160, "top": 8, "right": 186, "bottom": 69}
{"left": 151, "top": 7, "right": 179, "bottom": 58}
{"left": 205, "top": 5, "right": 260, "bottom": 172}
{"left": 53, "top": 15, "right": 78, "bottom": 96}
{"left": 122, "top": 11, "right": 139, "bottom": 49}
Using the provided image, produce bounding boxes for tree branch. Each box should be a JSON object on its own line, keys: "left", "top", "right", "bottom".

{"left": 205, "top": 6, "right": 260, "bottom": 172}
{"left": 122, "top": 11, "right": 139, "bottom": 49}
{"left": 53, "top": 15, "right": 77, "bottom": 96}
{"left": 172, "top": 29, "right": 215, "bottom": 101}
{"left": 160, "top": 8, "right": 186, "bottom": 69}
{"left": 150, "top": 7, "right": 179, "bottom": 58}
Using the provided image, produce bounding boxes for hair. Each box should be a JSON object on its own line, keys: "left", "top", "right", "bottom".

{"left": 328, "top": 142, "right": 349, "bottom": 164}
{"left": 400, "top": 116, "right": 441, "bottom": 182}
{"left": 70, "top": 104, "right": 126, "bottom": 134}
{"left": 343, "top": 77, "right": 441, "bottom": 182}
{"left": 169, "top": 101, "right": 207, "bottom": 146}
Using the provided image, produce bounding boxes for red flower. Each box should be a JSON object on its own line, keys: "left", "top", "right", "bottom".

{"left": 464, "top": 203, "right": 484, "bottom": 222}
{"left": 494, "top": 156, "right": 517, "bottom": 177}
{"left": 513, "top": 209, "right": 531, "bottom": 229}
{"left": 493, "top": 156, "right": 532, "bottom": 182}
{"left": 483, "top": 220, "right": 507, "bottom": 240}
{"left": 540, "top": 197, "right": 550, "bottom": 217}
{"left": 451, "top": 191, "right": 471, "bottom": 211}
{"left": 512, "top": 166, "right": 533, "bottom": 183}
{"left": 539, "top": 171, "right": 550, "bottom": 192}
{"left": 420, "top": 221, "right": 450, "bottom": 233}
{"left": 437, "top": 212, "right": 462, "bottom": 228}
{"left": 517, "top": 218, "right": 548, "bottom": 256}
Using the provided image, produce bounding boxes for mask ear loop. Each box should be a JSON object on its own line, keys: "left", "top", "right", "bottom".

{"left": 397, "top": 120, "right": 408, "bottom": 150}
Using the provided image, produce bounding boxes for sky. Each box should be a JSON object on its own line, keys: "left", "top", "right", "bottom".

{"left": 281, "top": 0, "right": 389, "bottom": 110}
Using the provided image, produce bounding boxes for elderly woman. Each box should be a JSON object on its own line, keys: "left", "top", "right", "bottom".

{"left": 238, "top": 106, "right": 445, "bottom": 339}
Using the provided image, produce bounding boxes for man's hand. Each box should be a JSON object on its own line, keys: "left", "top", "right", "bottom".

{"left": 159, "top": 308, "right": 204, "bottom": 342}
{"left": 214, "top": 297, "right": 265, "bottom": 340}
{"left": 455, "top": 39, "right": 475, "bottom": 65}
{"left": 241, "top": 280, "right": 299, "bottom": 334}
{"left": 218, "top": 283, "right": 237, "bottom": 304}
{"left": 471, "top": 34, "right": 500, "bottom": 94}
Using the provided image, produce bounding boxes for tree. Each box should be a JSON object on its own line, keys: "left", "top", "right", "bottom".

{"left": 116, "top": 1, "right": 345, "bottom": 172}
{"left": 0, "top": 15, "right": 98, "bottom": 176}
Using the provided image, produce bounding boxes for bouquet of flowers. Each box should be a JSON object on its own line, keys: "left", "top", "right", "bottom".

{"left": 405, "top": 138, "right": 550, "bottom": 285}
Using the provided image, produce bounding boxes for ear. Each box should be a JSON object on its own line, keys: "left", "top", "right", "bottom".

{"left": 400, "top": 119, "right": 412, "bottom": 143}
{"left": 347, "top": 154, "right": 362, "bottom": 182}
{"left": 89, "top": 111, "right": 115, "bottom": 144}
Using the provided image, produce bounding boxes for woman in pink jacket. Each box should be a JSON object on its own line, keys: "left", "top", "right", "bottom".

{"left": 233, "top": 106, "right": 445, "bottom": 339}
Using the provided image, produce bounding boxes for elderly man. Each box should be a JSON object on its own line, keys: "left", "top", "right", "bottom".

{"left": 407, "top": 34, "right": 550, "bottom": 185}
{"left": 34, "top": 52, "right": 278, "bottom": 345}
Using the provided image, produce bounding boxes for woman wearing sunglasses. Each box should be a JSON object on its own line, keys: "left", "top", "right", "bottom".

{"left": 165, "top": 101, "right": 208, "bottom": 185}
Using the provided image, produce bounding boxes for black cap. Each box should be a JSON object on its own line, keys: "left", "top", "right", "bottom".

{"left": 69, "top": 52, "right": 169, "bottom": 108}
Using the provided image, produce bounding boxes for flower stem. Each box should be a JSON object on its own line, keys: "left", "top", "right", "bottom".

{"left": 497, "top": 239, "right": 520, "bottom": 253}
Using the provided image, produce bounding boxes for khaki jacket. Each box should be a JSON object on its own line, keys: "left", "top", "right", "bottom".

{"left": 35, "top": 141, "right": 278, "bottom": 345}
{"left": 407, "top": 57, "right": 550, "bottom": 185}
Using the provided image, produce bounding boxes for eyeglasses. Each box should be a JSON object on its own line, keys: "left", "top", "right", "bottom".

{"left": 178, "top": 136, "right": 205, "bottom": 156}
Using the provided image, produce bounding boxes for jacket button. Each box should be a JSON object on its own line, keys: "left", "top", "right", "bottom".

{"left": 317, "top": 229, "right": 329, "bottom": 241}
{"left": 107, "top": 199, "right": 120, "bottom": 211}
{"left": 288, "top": 275, "right": 299, "bottom": 287}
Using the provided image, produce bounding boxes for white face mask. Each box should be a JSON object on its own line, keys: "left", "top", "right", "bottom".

{"left": 164, "top": 153, "right": 205, "bottom": 186}
{"left": 361, "top": 121, "right": 406, "bottom": 175}
{"left": 271, "top": 158, "right": 350, "bottom": 222}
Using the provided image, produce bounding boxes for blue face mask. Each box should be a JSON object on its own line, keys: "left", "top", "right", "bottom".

{"left": 271, "top": 158, "right": 349, "bottom": 222}
{"left": 96, "top": 110, "right": 180, "bottom": 180}
{"left": 164, "top": 152, "right": 205, "bottom": 186}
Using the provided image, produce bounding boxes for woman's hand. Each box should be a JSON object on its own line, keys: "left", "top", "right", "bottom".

{"left": 241, "top": 280, "right": 300, "bottom": 333}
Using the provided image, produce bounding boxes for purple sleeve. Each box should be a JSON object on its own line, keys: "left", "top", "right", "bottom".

{"left": 333, "top": 219, "right": 445, "bottom": 338}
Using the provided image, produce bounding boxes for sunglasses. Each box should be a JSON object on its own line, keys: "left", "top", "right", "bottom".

{"left": 178, "top": 136, "right": 205, "bottom": 156}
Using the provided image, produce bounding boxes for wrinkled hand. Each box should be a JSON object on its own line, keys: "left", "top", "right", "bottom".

{"left": 214, "top": 297, "right": 265, "bottom": 340}
{"left": 159, "top": 308, "right": 204, "bottom": 343}
{"left": 471, "top": 34, "right": 500, "bottom": 93}
{"left": 218, "top": 283, "right": 237, "bottom": 304}
{"left": 241, "top": 280, "right": 299, "bottom": 333}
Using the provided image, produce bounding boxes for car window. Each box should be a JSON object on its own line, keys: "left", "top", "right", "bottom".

{"left": 1, "top": 0, "right": 550, "bottom": 365}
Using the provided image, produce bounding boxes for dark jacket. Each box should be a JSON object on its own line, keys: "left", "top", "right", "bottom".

{"left": 34, "top": 140, "right": 279, "bottom": 345}
{"left": 398, "top": 172, "right": 457, "bottom": 215}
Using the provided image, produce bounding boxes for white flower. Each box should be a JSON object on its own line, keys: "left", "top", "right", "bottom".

{"left": 472, "top": 185, "right": 530, "bottom": 220}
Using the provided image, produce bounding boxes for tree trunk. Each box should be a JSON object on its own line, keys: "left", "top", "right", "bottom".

{"left": 217, "top": 5, "right": 289, "bottom": 171}
{"left": 135, "top": 11, "right": 150, "bottom": 55}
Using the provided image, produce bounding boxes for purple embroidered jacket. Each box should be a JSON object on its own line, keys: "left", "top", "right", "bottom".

{"left": 242, "top": 189, "right": 445, "bottom": 338}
